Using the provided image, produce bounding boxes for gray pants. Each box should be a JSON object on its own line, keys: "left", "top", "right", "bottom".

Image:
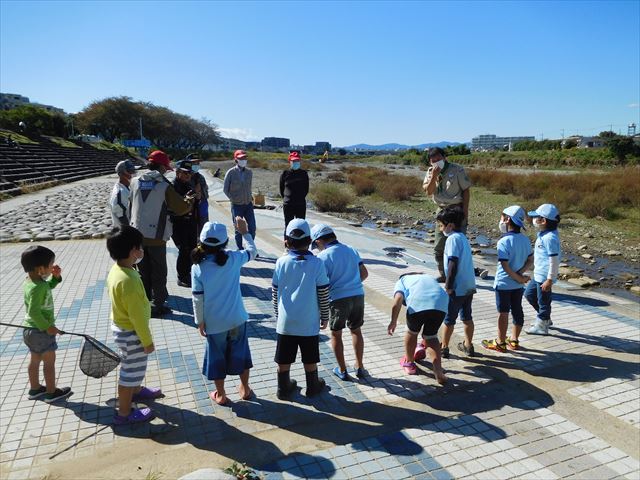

{"left": 434, "top": 215, "right": 468, "bottom": 276}
{"left": 138, "top": 244, "right": 168, "bottom": 308}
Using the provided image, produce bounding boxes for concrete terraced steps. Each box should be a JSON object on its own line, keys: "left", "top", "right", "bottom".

{"left": 0, "top": 135, "right": 140, "bottom": 196}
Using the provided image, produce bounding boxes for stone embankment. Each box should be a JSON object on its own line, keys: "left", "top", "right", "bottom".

{"left": 0, "top": 184, "right": 114, "bottom": 243}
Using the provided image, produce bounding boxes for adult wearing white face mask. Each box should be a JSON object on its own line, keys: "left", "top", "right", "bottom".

{"left": 223, "top": 150, "right": 256, "bottom": 249}
{"left": 279, "top": 151, "right": 309, "bottom": 239}
{"left": 423, "top": 147, "right": 472, "bottom": 282}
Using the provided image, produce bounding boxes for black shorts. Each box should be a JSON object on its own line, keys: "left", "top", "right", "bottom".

{"left": 406, "top": 310, "right": 446, "bottom": 337}
{"left": 329, "top": 295, "right": 365, "bottom": 331}
{"left": 274, "top": 334, "right": 320, "bottom": 365}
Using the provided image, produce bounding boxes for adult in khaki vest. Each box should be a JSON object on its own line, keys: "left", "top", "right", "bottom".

{"left": 422, "top": 147, "right": 471, "bottom": 282}
{"left": 130, "top": 151, "right": 194, "bottom": 317}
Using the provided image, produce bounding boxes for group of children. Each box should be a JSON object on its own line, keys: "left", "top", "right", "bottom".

{"left": 395, "top": 202, "right": 561, "bottom": 381}
{"left": 19, "top": 201, "right": 560, "bottom": 424}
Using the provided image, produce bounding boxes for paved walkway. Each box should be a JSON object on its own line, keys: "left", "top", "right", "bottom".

{"left": 0, "top": 173, "right": 639, "bottom": 480}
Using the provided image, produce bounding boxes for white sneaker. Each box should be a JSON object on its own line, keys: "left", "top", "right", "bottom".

{"left": 479, "top": 269, "right": 489, "bottom": 279}
{"left": 526, "top": 320, "right": 548, "bottom": 336}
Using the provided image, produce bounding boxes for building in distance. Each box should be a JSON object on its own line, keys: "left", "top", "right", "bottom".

{"left": 261, "top": 137, "right": 290, "bottom": 152}
{"left": 471, "top": 134, "right": 534, "bottom": 151}
{"left": 0, "top": 93, "right": 65, "bottom": 115}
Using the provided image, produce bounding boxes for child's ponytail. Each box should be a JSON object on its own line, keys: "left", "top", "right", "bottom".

{"left": 191, "top": 243, "right": 209, "bottom": 264}
{"left": 191, "top": 241, "right": 229, "bottom": 266}
{"left": 214, "top": 245, "right": 229, "bottom": 266}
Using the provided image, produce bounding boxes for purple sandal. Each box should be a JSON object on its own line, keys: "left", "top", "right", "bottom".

{"left": 132, "top": 386, "right": 163, "bottom": 402}
{"left": 113, "top": 407, "right": 155, "bottom": 425}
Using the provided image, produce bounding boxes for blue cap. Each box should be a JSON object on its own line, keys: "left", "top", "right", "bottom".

{"left": 310, "top": 224, "right": 334, "bottom": 242}
{"left": 285, "top": 218, "right": 311, "bottom": 239}
{"left": 528, "top": 204, "right": 559, "bottom": 221}
{"left": 199, "top": 222, "right": 228, "bottom": 246}
{"left": 502, "top": 205, "right": 526, "bottom": 229}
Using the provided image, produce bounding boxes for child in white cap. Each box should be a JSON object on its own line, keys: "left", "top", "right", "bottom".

{"left": 525, "top": 204, "right": 561, "bottom": 336}
{"left": 272, "top": 218, "right": 330, "bottom": 399}
{"left": 311, "top": 224, "right": 369, "bottom": 380}
{"left": 482, "top": 206, "right": 532, "bottom": 352}
{"left": 191, "top": 217, "right": 257, "bottom": 405}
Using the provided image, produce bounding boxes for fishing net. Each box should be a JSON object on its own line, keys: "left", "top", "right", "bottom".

{"left": 78, "top": 336, "right": 121, "bottom": 378}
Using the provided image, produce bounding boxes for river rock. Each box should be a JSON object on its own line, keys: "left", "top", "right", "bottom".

{"left": 559, "top": 266, "right": 583, "bottom": 279}
{"left": 17, "top": 234, "right": 32, "bottom": 242}
{"left": 568, "top": 276, "right": 600, "bottom": 288}
{"left": 471, "top": 248, "right": 481, "bottom": 255}
{"left": 35, "top": 232, "right": 54, "bottom": 241}
{"left": 630, "top": 286, "right": 640, "bottom": 296}
{"left": 54, "top": 234, "right": 71, "bottom": 240}
{"left": 581, "top": 254, "right": 594, "bottom": 260}
{"left": 577, "top": 244, "right": 588, "bottom": 250}
{"left": 604, "top": 250, "right": 622, "bottom": 256}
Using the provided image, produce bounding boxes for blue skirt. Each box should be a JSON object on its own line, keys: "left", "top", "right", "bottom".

{"left": 202, "top": 322, "right": 253, "bottom": 381}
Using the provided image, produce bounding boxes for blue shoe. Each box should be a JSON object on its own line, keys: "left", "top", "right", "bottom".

{"left": 332, "top": 366, "right": 349, "bottom": 381}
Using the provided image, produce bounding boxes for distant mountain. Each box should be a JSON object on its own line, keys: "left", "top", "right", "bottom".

{"left": 342, "top": 141, "right": 463, "bottom": 151}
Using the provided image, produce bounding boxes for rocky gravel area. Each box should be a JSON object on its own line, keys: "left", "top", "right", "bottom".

{"left": 0, "top": 183, "right": 114, "bottom": 242}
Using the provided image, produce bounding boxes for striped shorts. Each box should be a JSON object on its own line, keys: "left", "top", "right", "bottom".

{"left": 112, "top": 325, "right": 148, "bottom": 388}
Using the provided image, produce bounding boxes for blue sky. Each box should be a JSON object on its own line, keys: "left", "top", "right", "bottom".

{"left": 1, "top": 0, "right": 639, "bottom": 146}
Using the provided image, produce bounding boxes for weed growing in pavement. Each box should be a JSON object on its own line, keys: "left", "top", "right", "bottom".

{"left": 225, "top": 462, "right": 262, "bottom": 480}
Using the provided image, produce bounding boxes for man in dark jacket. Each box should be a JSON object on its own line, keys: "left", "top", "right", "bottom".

{"left": 279, "top": 151, "right": 309, "bottom": 237}
{"left": 171, "top": 160, "right": 201, "bottom": 288}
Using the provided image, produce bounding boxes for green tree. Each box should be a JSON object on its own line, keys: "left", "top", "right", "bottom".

{"left": 607, "top": 136, "right": 635, "bottom": 164}
{"left": 0, "top": 105, "right": 67, "bottom": 137}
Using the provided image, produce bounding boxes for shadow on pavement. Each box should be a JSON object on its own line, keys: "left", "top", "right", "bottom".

{"left": 462, "top": 348, "right": 639, "bottom": 384}
{"left": 59, "top": 399, "right": 285, "bottom": 469}
{"left": 241, "top": 266, "right": 275, "bottom": 278}
{"left": 362, "top": 258, "right": 409, "bottom": 269}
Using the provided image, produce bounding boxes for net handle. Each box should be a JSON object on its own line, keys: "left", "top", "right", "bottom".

{"left": 0, "top": 322, "right": 90, "bottom": 339}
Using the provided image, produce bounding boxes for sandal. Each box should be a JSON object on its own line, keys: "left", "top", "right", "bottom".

{"left": 113, "top": 407, "right": 154, "bottom": 425}
{"left": 239, "top": 387, "right": 254, "bottom": 401}
{"left": 414, "top": 342, "right": 427, "bottom": 361}
{"left": 481, "top": 338, "right": 507, "bottom": 353}
{"left": 132, "top": 386, "right": 163, "bottom": 402}
{"left": 400, "top": 357, "right": 417, "bottom": 375}
{"left": 506, "top": 337, "right": 520, "bottom": 351}
{"left": 210, "top": 391, "right": 230, "bottom": 406}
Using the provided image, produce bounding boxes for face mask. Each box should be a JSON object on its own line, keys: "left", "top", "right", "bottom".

{"left": 499, "top": 220, "right": 508, "bottom": 234}
{"left": 237, "top": 160, "right": 247, "bottom": 168}
{"left": 433, "top": 160, "right": 445, "bottom": 170}
{"left": 192, "top": 165, "right": 200, "bottom": 173}
{"left": 133, "top": 248, "right": 144, "bottom": 264}
{"left": 291, "top": 162, "right": 301, "bottom": 170}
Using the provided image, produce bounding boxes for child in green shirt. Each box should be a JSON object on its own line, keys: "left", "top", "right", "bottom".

{"left": 21, "top": 245, "right": 72, "bottom": 403}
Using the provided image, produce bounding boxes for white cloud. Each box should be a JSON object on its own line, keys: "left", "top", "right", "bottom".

{"left": 218, "top": 127, "right": 260, "bottom": 141}
{"left": 628, "top": 103, "right": 640, "bottom": 108}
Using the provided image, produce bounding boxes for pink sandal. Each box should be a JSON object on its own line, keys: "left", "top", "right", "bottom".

{"left": 400, "top": 357, "right": 418, "bottom": 375}
{"left": 414, "top": 342, "right": 427, "bottom": 361}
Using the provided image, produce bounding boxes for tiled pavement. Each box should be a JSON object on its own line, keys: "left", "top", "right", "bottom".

{"left": 0, "top": 176, "right": 639, "bottom": 479}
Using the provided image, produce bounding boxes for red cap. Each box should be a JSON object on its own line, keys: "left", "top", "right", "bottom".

{"left": 288, "top": 151, "right": 301, "bottom": 162}
{"left": 148, "top": 150, "right": 173, "bottom": 170}
{"left": 233, "top": 150, "right": 247, "bottom": 160}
